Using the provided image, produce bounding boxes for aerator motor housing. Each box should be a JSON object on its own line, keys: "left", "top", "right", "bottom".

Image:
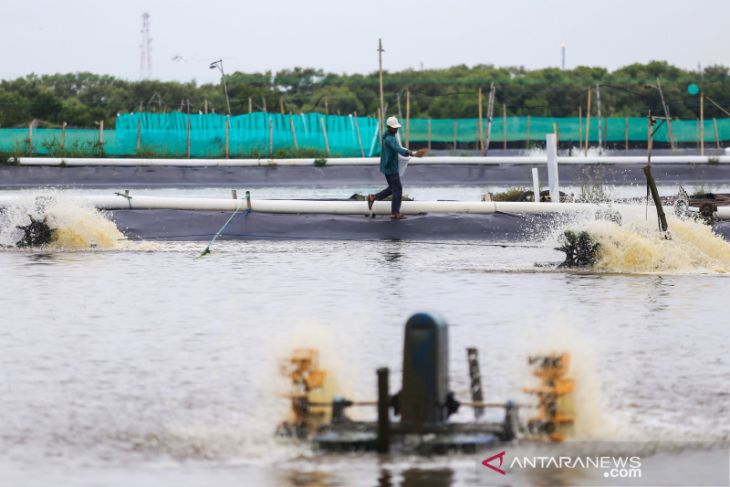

{"left": 276, "top": 313, "right": 575, "bottom": 454}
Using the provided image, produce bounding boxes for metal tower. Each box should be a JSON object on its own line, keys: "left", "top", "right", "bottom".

{"left": 140, "top": 12, "right": 152, "bottom": 79}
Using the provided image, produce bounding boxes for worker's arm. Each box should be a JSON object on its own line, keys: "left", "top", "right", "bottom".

{"left": 385, "top": 136, "right": 411, "bottom": 157}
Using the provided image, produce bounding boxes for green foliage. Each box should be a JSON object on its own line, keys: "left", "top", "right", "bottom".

{"left": 492, "top": 187, "right": 526, "bottom": 201}
{"left": 0, "top": 62, "right": 729, "bottom": 129}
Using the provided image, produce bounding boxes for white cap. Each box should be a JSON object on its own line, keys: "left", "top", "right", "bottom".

{"left": 386, "top": 116, "right": 402, "bottom": 128}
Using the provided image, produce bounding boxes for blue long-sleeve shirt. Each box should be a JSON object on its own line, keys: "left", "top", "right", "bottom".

{"left": 380, "top": 132, "right": 410, "bottom": 175}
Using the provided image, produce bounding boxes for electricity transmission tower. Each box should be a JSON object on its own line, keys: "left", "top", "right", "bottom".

{"left": 140, "top": 12, "right": 152, "bottom": 79}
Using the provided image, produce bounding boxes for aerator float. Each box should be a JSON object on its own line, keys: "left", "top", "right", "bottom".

{"left": 275, "top": 313, "right": 575, "bottom": 454}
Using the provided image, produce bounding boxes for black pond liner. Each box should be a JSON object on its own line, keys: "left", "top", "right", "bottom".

{"left": 108, "top": 210, "right": 564, "bottom": 242}
{"left": 5, "top": 163, "right": 730, "bottom": 188}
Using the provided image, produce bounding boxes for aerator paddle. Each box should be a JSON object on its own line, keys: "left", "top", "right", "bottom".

{"left": 198, "top": 190, "right": 251, "bottom": 258}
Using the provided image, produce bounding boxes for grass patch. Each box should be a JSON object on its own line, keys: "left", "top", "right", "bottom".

{"left": 492, "top": 187, "right": 526, "bottom": 202}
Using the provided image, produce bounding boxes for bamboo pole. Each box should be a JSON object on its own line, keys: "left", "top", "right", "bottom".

{"left": 502, "top": 104, "right": 507, "bottom": 150}
{"left": 324, "top": 96, "right": 329, "bottom": 116}
{"left": 28, "top": 121, "right": 33, "bottom": 155}
{"left": 225, "top": 116, "right": 230, "bottom": 159}
{"left": 595, "top": 83, "right": 602, "bottom": 151}
{"left": 553, "top": 122, "right": 560, "bottom": 148}
{"left": 625, "top": 115, "right": 629, "bottom": 151}
{"left": 478, "top": 87, "right": 484, "bottom": 153}
{"left": 378, "top": 39, "right": 385, "bottom": 134}
{"left": 320, "top": 117, "right": 330, "bottom": 156}
{"left": 453, "top": 120, "right": 458, "bottom": 151}
{"left": 584, "top": 88, "right": 592, "bottom": 156}
{"left": 136, "top": 119, "right": 142, "bottom": 154}
{"left": 280, "top": 97, "right": 285, "bottom": 115}
{"left": 525, "top": 115, "right": 531, "bottom": 149}
{"left": 696, "top": 119, "right": 700, "bottom": 151}
{"left": 405, "top": 87, "right": 411, "bottom": 147}
{"left": 353, "top": 112, "right": 364, "bottom": 157}
{"left": 484, "top": 83, "right": 495, "bottom": 155}
{"left": 204, "top": 98, "right": 208, "bottom": 114}
{"left": 427, "top": 119, "right": 432, "bottom": 150}
{"left": 98, "top": 120, "right": 104, "bottom": 145}
{"left": 714, "top": 118, "right": 721, "bottom": 149}
{"left": 578, "top": 105, "right": 583, "bottom": 151}
{"left": 269, "top": 117, "right": 274, "bottom": 155}
{"left": 475, "top": 121, "right": 479, "bottom": 150}
{"left": 700, "top": 92, "right": 705, "bottom": 155}
{"left": 186, "top": 117, "right": 191, "bottom": 158}
{"left": 248, "top": 97, "right": 252, "bottom": 114}
{"left": 289, "top": 116, "right": 299, "bottom": 150}
{"left": 61, "top": 121, "right": 67, "bottom": 151}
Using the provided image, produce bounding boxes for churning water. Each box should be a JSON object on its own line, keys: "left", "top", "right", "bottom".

{"left": 0, "top": 186, "right": 729, "bottom": 486}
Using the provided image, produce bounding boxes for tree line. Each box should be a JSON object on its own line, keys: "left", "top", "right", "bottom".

{"left": 0, "top": 61, "right": 727, "bottom": 129}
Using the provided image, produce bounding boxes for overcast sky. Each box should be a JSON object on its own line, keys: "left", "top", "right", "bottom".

{"left": 3, "top": 0, "right": 728, "bottom": 84}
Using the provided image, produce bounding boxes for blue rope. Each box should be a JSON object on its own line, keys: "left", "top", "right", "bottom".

{"left": 198, "top": 206, "right": 251, "bottom": 257}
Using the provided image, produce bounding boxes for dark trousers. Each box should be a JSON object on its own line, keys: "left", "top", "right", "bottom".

{"left": 375, "top": 173, "right": 403, "bottom": 214}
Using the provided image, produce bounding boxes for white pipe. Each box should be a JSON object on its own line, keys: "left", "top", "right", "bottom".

{"left": 531, "top": 168, "right": 540, "bottom": 203}
{"left": 715, "top": 207, "right": 730, "bottom": 220}
{"left": 545, "top": 134, "right": 559, "bottom": 202}
{"left": 0, "top": 193, "right": 642, "bottom": 216}
{"left": 10, "top": 155, "right": 730, "bottom": 167}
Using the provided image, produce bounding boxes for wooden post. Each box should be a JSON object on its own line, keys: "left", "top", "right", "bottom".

{"left": 700, "top": 92, "right": 705, "bottom": 156}
{"left": 28, "top": 121, "right": 33, "bottom": 155}
{"left": 61, "top": 121, "right": 67, "bottom": 151}
{"left": 584, "top": 87, "right": 592, "bottom": 155}
{"left": 353, "top": 112, "right": 364, "bottom": 157}
{"left": 405, "top": 87, "right": 411, "bottom": 147}
{"left": 484, "top": 83, "right": 495, "bottom": 155}
{"left": 525, "top": 115, "right": 531, "bottom": 149}
{"left": 262, "top": 96, "right": 267, "bottom": 113}
{"left": 186, "top": 116, "right": 191, "bottom": 158}
{"left": 478, "top": 87, "right": 484, "bottom": 153}
{"left": 378, "top": 38, "right": 385, "bottom": 134}
{"left": 453, "top": 120, "right": 458, "bottom": 151}
{"left": 644, "top": 165, "right": 668, "bottom": 232}
{"left": 553, "top": 122, "right": 560, "bottom": 148}
{"left": 225, "top": 116, "right": 230, "bottom": 159}
{"left": 625, "top": 115, "right": 629, "bottom": 151}
{"left": 714, "top": 118, "right": 721, "bottom": 149}
{"left": 376, "top": 367, "right": 390, "bottom": 454}
{"left": 427, "top": 119, "right": 432, "bottom": 150}
{"left": 595, "top": 83, "right": 602, "bottom": 151}
{"left": 136, "top": 119, "right": 142, "bottom": 154}
{"left": 204, "top": 98, "right": 209, "bottom": 114}
{"left": 320, "top": 117, "right": 330, "bottom": 156}
{"left": 324, "top": 95, "right": 329, "bottom": 116}
{"left": 647, "top": 111, "right": 653, "bottom": 162}
{"left": 248, "top": 97, "right": 252, "bottom": 114}
{"left": 269, "top": 116, "right": 274, "bottom": 155}
{"left": 656, "top": 78, "right": 677, "bottom": 151}
{"left": 475, "top": 121, "right": 480, "bottom": 150}
{"left": 578, "top": 105, "right": 583, "bottom": 151}
{"left": 466, "top": 348, "right": 484, "bottom": 420}
{"left": 502, "top": 103, "right": 507, "bottom": 150}
{"left": 98, "top": 120, "right": 104, "bottom": 145}
{"left": 280, "top": 97, "right": 285, "bottom": 115}
{"left": 289, "top": 116, "right": 299, "bottom": 150}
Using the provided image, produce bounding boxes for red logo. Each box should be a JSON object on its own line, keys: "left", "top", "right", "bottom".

{"left": 482, "top": 451, "right": 507, "bottom": 475}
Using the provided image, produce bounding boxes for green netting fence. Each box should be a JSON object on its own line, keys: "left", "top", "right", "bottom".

{"left": 1, "top": 113, "right": 728, "bottom": 157}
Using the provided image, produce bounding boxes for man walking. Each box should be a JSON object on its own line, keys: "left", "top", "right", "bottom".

{"left": 368, "top": 116, "right": 425, "bottom": 219}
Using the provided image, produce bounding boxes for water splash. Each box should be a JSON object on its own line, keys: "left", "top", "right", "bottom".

{"left": 551, "top": 207, "right": 730, "bottom": 274}
{"left": 0, "top": 194, "right": 126, "bottom": 250}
